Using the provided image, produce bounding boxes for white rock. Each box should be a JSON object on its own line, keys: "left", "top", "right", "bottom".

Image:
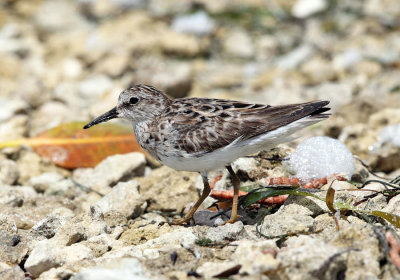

{"left": 333, "top": 49, "right": 362, "bottom": 70}
{"left": 261, "top": 203, "right": 314, "bottom": 236}
{"left": 135, "top": 58, "right": 192, "bottom": 98}
{"left": 62, "top": 58, "right": 83, "bottom": 79}
{"left": 143, "top": 227, "right": 196, "bottom": 249}
{"left": 307, "top": 82, "right": 353, "bottom": 108}
{"left": 44, "top": 179, "right": 77, "bottom": 197}
{"left": 0, "top": 24, "right": 29, "bottom": 54}
{"left": 378, "top": 124, "right": 400, "bottom": 147}
{"left": 25, "top": 239, "right": 93, "bottom": 278}
{"left": 72, "top": 258, "right": 150, "bottom": 280}
{"left": 231, "top": 240, "right": 279, "bottom": 274}
{"left": 73, "top": 152, "right": 146, "bottom": 195}
{"left": 196, "top": 261, "right": 238, "bottom": 278}
{"left": 0, "top": 98, "right": 28, "bottom": 122}
{"left": 0, "top": 115, "right": 28, "bottom": 141}
{"left": 35, "top": 0, "right": 89, "bottom": 31}
{"left": 90, "top": 180, "right": 145, "bottom": 220}
{"left": 205, "top": 222, "right": 244, "bottom": 242}
{"left": 172, "top": 11, "right": 215, "bottom": 35}
{"left": 0, "top": 262, "right": 25, "bottom": 280}
{"left": 292, "top": 0, "right": 328, "bottom": 18}
{"left": 277, "top": 44, "right": 314, "bottom": 69}
{"left": 78, "top": 75, "right": 113, "bottom": 99}
{"left": 0, "top": 186, "right": 37, "bottom": 205}
{"left": 277, "top": 235, "right": 340, "bottom": 277}
{"left": 53, "top": 221, "right": 87, "bottom": 246}
{"left": 232, "top": 157, "right": 258, "bottom": 175}
{"left": 285, "top": 136, "right": 355, "bottom": 181}
{"left": 223, "top": 29, "right": 254, "bottom": 58}
{"left": 29, "top": 172, "right": 64, "bottom": 192}
{"left": 0, "top": 159, "right": 19, "bottom": 185}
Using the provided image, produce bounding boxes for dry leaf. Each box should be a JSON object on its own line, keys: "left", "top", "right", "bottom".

{"left": 0, "top": 122, "right": 144, "bottom": 168}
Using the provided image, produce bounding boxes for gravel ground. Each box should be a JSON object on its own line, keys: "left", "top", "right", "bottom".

{"left": 1, "top": 0, "right": 400, "bottom": 279}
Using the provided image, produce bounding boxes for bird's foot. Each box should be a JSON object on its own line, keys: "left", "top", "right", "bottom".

{"left": 169, "top": 216, "right": 194, "bottom": 226}
{"left": 223, "top": 215, "right": 240, "bottom": 225}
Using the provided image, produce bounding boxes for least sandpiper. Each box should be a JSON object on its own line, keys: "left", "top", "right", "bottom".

{"left": 84, "top": 84, "right": 330, "bottom": 225}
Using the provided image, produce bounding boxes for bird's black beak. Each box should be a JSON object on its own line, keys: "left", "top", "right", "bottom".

{"left": 83, "top": 107, "right": 119, "bottom": 129}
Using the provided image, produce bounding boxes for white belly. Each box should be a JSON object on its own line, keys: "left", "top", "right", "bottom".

{"left": 158, "top": 117, "right": 319, "bottom": 172}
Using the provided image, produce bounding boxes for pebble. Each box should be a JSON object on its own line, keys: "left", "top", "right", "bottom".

{"left": 90, "top": 180, "right": 146, "bottom": 223}
{"left": 172, "top": 11, "right": 215, "bottom": 35}
{"left": 292, "top": 0, "right": 328, "bottom": 18}
{"left": 72, "top": 258, "right": 150, "bottom": 280}
{"left": 73, "top": 152, "right": 146, "bottom": 195}
{"left": 0, "top": 159, "right": 19, "bottom": 185}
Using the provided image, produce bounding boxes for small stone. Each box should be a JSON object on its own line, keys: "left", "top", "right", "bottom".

{"left": 78, "top": 75, "right": 113, "bottom": 100}
{"left": 172, "top": 11, "right": 215, "bottom": 35}
{"left": 292, "top": 0, "right": 328, "bottom": 18}
{"left": 29, "top": 172, "right": 64, "bottom": 193}
{"left": 62, "top": 58, "right": 83, "bottom": 79}
{"left": 90, "top": 180, "right": 145, "bottom": 223}
{"left": 0, "top": 185, "right": 37, "bottom": 205}
{"left": 308, "top": 82, "right": 353, "bottom": 109}
{"left": 16, "top": 151, "right": 42, "bottom": 185}
{"left": 277, "top": 236, "right": 342, "bottom": 279}
{"left": 53, "top": 221, "right": 86, "bottom": 246}
{"left": 0, "top": 98, "right": 28, "bottom": 122}
{"left": 119, "top": 223, "right": 172, "bottom": 246}
{"left": 135, "top": 59, "right": 192, "bottom": 98}
{"left": 0, "top": 114, "right": 28, "bottom": 141}
{"left": 0, "top": 214, "right": 17, "bottom": 234}
{"left": 30, "top": 101, "right": 83, "bottom": 136}
{"left": 223, "top": 29, "right": 254, "bottom": 59}
{"left": 196, "top": 261, "right": 238, "bottom": 279}
{"left": 0, "top": 263, "right": 25, "bottom": 280}
{"left": 0, "top": 231, "right": 28, "bottom": 264}
{"left": 136, "top": 166, "right": 199, "bottom": 212}
{"left": 333, "top": 49, "right": 362, "bottom": 70}
{"left": 160, "top": 32, "right": 204, "bottom": 57}
{"left": 72, "top": 258, "right": 149, "bottom": 280}
{"left": 231, "top": 240, "right": 279, "bottom": 275}
{"left": 261, "top": 204, "right": 314, "bottom": 236}
{"left": 383, "top": 194, "right": 400, "bottom": 216}
{"left": 301, "top": 56, "right": 335, "bottom": 85}
{"left": 284, "top": 194, "right": 329, "bottom": 216}
{"left": 34, "top": 0, "right": 89, "bottom": 32}
{"left": 0, "top": 159, "right": 19, "bottom": 185}
{"left": 31, "top": 215, "right": 68, "bottom": 239}
{"left": 73, "top": 152, "right": 146, "bottom": 195}
{"left": 330, "top": 223, "right": 380, "bottom": 279}
{"left": 82, "top": 234, "right": 120, "bottom": 258}
{"left": 277, "top": 44, "right": 314, "bottom": 69}
{"left": 44, "top": 179, "right": 78, "bottom": 198}
{"left": 25, "top": 239, "right": 93, "bottom": 278}
{"left": 204, "top": 222, "right": 244, "bottom": 242}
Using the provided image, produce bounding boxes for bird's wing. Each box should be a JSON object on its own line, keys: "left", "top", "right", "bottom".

{"left": 160, "top": 98, "right": 329, "bottom": 156}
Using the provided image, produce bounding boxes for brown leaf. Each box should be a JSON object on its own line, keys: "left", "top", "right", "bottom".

{"left": 0, "top": 122, "right": 144, "bottom": 169}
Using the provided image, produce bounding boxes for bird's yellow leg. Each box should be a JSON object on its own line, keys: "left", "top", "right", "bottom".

{"left": 169, "top": 173, "right": 210, "bottom": 225}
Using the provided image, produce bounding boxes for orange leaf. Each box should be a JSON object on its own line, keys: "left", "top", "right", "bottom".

{"left": 0, "top": 122, "right": 144, "bottom": 169}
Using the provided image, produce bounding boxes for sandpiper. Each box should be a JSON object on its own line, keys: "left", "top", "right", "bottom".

{"left": 84, "top": 84, "right": 330, "bottom": 225}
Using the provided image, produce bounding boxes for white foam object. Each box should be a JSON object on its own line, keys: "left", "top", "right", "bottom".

{"left": 285, "top": 136, "right": 354, "bottom": 181}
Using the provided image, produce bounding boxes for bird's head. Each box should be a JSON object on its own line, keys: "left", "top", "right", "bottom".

{"left": 83, "top": 84, "right": 171, "bottom": 129}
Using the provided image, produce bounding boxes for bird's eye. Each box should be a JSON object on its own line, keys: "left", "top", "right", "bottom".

{"left": 129, "top": 97, "right": 139, "bottom": 105}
